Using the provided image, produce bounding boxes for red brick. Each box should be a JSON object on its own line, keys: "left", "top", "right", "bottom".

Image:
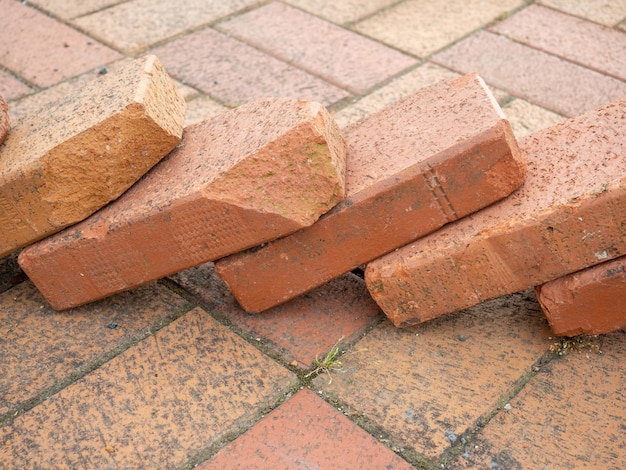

{"left": 215, "top": 74, "right": 524, "bottom": 313}
{"left": 19, "top": 98, "right": 346, "bottom": 310}
{"left": 198, "top": 388, "right": 414, "bottom": 469}
{"left": 0, "top": 0, "right": 121, "bottom": 87}
{"left": 491, "top": 5, "right": 626, "bottom": 81}
{"left": 0, "top": 55, "right": 186, "bottom": 258}
{"left": 0, "top": 94, "right": 8, "bottom": 144}
{"left": 365, "top": 98, "right": 626, "bottom": 327}
{"left": 218, "top": 2, "right": 417, "bottom": 94}
{"left": 433, "top": 30, "right": 626, "bottom": 117}
{"left": 536, "top": 255, "right": 626, "bottom": 336}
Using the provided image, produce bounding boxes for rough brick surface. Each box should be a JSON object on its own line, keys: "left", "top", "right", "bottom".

{"left": 215, "top": 74, "right": 524, "bottom": 313}
{"left": 0, "top": 55, "right": 185, "bottom": 258}
{"left": 366, "top": 98, "right": 626, "bottom": 327}
{"left": 536, "top": 255, "right": 626, "bottom": 336}
{"left": 19, "top": 98, "right": 346, "bottom": 310}
{"left": 0, "top": 94, "right": 8, "bottom": 144}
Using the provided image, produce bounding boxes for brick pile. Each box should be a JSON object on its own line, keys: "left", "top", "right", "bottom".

{"left": 2, "top": 59, "right": 623, "bottom": 337}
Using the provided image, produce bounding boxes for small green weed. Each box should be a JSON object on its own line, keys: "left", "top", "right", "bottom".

{"left": 305, "top": 337, "right": 344, "bottom": 384}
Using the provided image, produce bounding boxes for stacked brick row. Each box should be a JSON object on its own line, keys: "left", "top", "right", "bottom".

{"left": 2, "top": 56, "right": 623, "bottom": 337}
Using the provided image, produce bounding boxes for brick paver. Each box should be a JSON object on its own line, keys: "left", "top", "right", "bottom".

{"left": 492, "top": 4, "right": 626, "bottom": 80}
{"left": 0, "top": 71, "right": 30, "bottom": 102}
{"left": 0, "top": 281, "right": 190, "bottom": 417}
{"left": 153, "top": 27, "right": 349, "bottom": 107}
{"left": 198, "top": 388, "right": 414, "bottom": 469}
{"left": 433, "top": 30, "right": 626, "bottom": 117}
{"left": 284, "top": 0, "right": 398, "bottom": 24}
{"left": 536, "top": 255, "right": 626, "bottom": 336}
{"left": 0, "top": 308, "right": 297, "bottom": 468}
{"left": 539, "top": 0, "right": 626, "bottom": 26}
{"left": 0, "top": 0, "right": 121, "bottom": 87}
{"left": 218, "top": 2, "right": 416, "bottom": 94}
{"left": 29, "top": 0, "right": 126, "bottom": 19}
{"left": 0, "top": 94, "right": 8, "bottom": 144}
{"left": 184, "top": 95, "right": 228, "bottom": 127}
{"left": 501, "top": 98, "right": 566, "bottom": 138}
{"left": 171, "top": 263, "right": 381, "bottom": 368}
{"left": 450, "top": 332, "right": 626, "bottom": 469}
{"left": 366, "top": 97, "right": 626, "bottom": 327}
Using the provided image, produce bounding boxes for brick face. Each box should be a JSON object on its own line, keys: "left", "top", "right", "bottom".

{"left": 0, "top": 94, "right": 8, "bottom": 144}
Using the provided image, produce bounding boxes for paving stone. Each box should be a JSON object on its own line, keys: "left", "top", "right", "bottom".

{"left": 0, "top": 71, "right": 30, "bottom": 102}
{"left": 449, "top": 331, "right": 626, "bottom": 469}
{"left": 492, "top": 4, "right": 626, "bottom": 81}
{"left": 284, "top": 0, "right": 398, "bottom": 24}
{"left": 536, "top": 255, "right": 626, "bottom": 336}
{"left": 29, "top": 0, "right": 127, "bottom": 19}
{"left": 502, "top": 98, "right": 566, "bottom": 138}
{"left": 0, "top": 55, "right": 186, "bottom": 258}
{"left": 333, "top": 62, "right": 459, "bottom": 128}
{"left": 0, "top": 308, "right": 297, "bottom": 468}
{"left": 353, "top": 0, "right": 523, "bottom": 58}
{"left": 73, "top": 0, "right": 258, "bottom": 54}
{"left": 198, "top": 388, "right": 414, "bottom": 469}
{"left": 153, "top": 27, "right": 349, "bottom": 107}
{"left": 218, "top": 2, "right": 416, "bottom": 94}
{"left": 366, "top": 97, "right": 626, "bottom": 328}
{"left": 0, "top": 0, "right": 122, "bottom": 87}
{"left": 171, "top": 263, "right": 381, "bottom": 368}
{"left": 184, "top": 95, "right": 228, "bottom": 127}
{"left": 215, "top": 74, "right": 524, "bottom": 313}
{"left": 433, "top": 31, "right": 626, "bottom": 117}
{"left": 314, "top": 291, "right": 551, "bottom": 460}
{"left": 538, "top": 0, "right": 626, "bottom": 26}
{"left": 19, "top": 98, "right": 346, "bottom": 310}
{"left": 0, "top": 93, "right": 8, "bottom": 144}
{"left": 0, "top": 281, "right": 190, "bottom": 417}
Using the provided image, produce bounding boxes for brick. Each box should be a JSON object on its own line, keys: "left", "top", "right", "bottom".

{"left": 0, "top": 0, "right": 122, "bottom": 87}
{"left": 491, "top": 5, "right": 626, "bottom": 81}
{"left": 0, "top": 93, "right": 8, "bottom": 144}
{"left": 433, "top": 31, "right": 626, "bottom": 117}
{"left": 218, "top": 2, "right": 416, "bottom": 94}
{"left": 366, "top": 98, "right": 626, "bottom": 328}
{"left": 535, "top": 255, "right": 626, "bottom": 336}
{"left": 152, "top": 27, "right": 349, "bottom": 108}
{"left": 19, "top": 98, "right": 346, "bottom": 310}
{"left": 0, "top": 55, "right": 186, "bottom": 258}
{"left": 198, "top": 389, "right": 414, "bottom": 469}
{"left": 215, "top": 74, "right": 524, "bottom": 313}
{"left": 0, "top": 308, "right": 296, "bottom": 468}
{"left": 538, "top": 0, "right": 626, "bottom": 26}
{"left": 29, "top": 0, "right": 126, "bottom": 19}
{"left": 0, "top": 70, "right": 31, "bottom": 102}
{"left": 284, "top": 0, "right": 398, "bottom": 24}
{"left": 501, "top": 98, "right": 566, "bottom": 139}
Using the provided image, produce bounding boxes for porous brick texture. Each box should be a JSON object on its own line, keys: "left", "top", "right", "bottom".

{"left": 366, "top": 97, "right": 626, "bottom": 327}
{"left": 0, "top": 94, "right": 8, "bottom": 144}
{"left": 19, "top": 98, "right": 346, "bottom": 310}
{"left": 215, "top": 73, "right": 524, "bottom": 313}
{"left": 0, "top": 55, "right": 185, "bottom": 258}
{"left": 536, "top": 255, "right": 626, "bottom": 337}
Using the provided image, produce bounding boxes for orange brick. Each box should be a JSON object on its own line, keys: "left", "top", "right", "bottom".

{"left": 0, "top": 55, "right": 185, "bottom": 258}
{"left": 0, "top": 93, "right": 8, "bottom": 144}
{"left": 536, "top": 255, "right": 626, "bottom": 336}
{"left": 215, "top": 73, "right": 524, "bottom": 312}
{"left": 19, "top": 98, "right": 346, "bottom": 310}
{"left": 366, "top": 98, "right": 626, "bottom": 327}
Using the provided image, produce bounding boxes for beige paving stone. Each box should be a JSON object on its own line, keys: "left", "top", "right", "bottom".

{"left": 333, "top": 62, "right": 459, "bottom": 128}
{"left": 30, "top": 0, "right": 126, "bottom": 19}
{"left": 353, "top": 0, "right": 524, "bottom": 58}
{"left": 315, "top": 291, "right": 552, "bottom": 459}
{"left": 74, "top": 0, "right": 259, "bottom": 54}
{"left": 502, "top": 98, "right": 566, "bottom": 138}
{"left": 284, "top": 0, "right": 398, "bottom": 24}
{"left": 184, "top": 95, "right": 228, "bottom": 127}
{"left": 0, "top": 308, "right": 297, "bottom": 468}
{"left": 449, "top": 331, "right": 626, "bottom": 469}
{"left": 539, "top": 0, "right": 626, "bottom": 26}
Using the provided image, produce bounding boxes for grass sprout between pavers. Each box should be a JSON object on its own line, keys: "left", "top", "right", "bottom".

{"left": 304, "top": 336, "right": 344, "bottom": 384}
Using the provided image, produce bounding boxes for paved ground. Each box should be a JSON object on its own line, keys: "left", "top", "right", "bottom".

{"left": 1, "top": 0, "right": 625, "bottom": 468}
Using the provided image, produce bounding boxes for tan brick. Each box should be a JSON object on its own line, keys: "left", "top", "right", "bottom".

{"left": 0, "top": 55, "right": 185, "bottom": 258}
{"left": 215, "top": 74, "right": 524, "bottom": 313}
{"left": 536, "top": 255, "right": 626, "bottom": 336}
{"left": 19, "top": 98, "right": 346, "bottom": 310}
{"left": 0, "top": 94, "right": 8, "bottom": 144}
{"left": 366, "top": 98, "right": 626, "bottom": 327}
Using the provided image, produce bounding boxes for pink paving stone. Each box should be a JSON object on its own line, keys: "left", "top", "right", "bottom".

{"left": 152, "top": 27, "right": 349, "bottom": 107}
{"left": 491, "top": 4, "right": 626, "bottom": 81}
{"left": 433, "top": 30, "right": 626, "bottom": 117}
{"left": 28, "top": 0, "right": 126, "bottom": 19}
{"left": 218, "top": 2, "right": 417, "bottom": 94}
{"left": 0, "top": 0, "right": 122, "bottom": 87}
{"left": 0, "top": 71, "right": 30, "bottom": 102}
{"left": 198, "top": 388, "right": 414, "bottom": 470}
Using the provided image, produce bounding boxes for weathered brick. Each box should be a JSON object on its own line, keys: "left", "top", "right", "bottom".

{"left": 0, "top": 55, "right": 186, "bottom": 258}
{"left": 19, "top": 98, "right": 346, "bottom": 310}
{"left": 536, "top": 255, "right": 626, "bottom": 337}
{"left": 215, "top": 74, "right": 525, "bottom": 313}
{"left": 0, "top": 94, "right": 8, "bottom": 144}
{"left": 365, "top": 98, "right": 626, "bottom": 327}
